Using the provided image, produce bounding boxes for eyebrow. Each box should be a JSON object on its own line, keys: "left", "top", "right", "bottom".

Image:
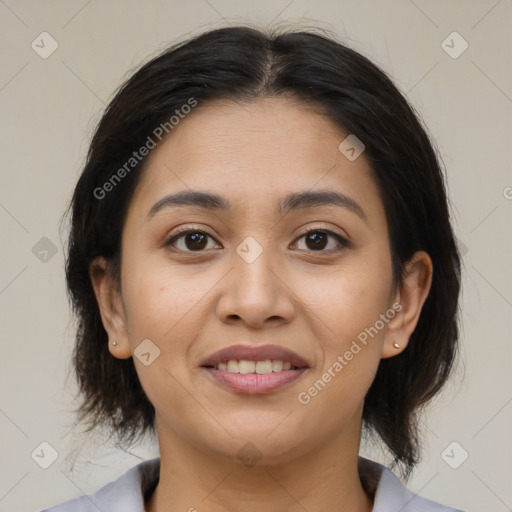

{"left": 146, "top": 189, "right": 368, "bottom": 223}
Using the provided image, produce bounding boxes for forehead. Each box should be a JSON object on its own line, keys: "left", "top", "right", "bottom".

{"left": 128, "top": 96, "right": 384, "bottom": 224}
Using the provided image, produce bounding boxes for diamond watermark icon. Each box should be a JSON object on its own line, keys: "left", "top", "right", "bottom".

{"left": 338, "top": 134, "right": 365, "bottom": 161}
{"left": 31, "top": 32, "right": 59, "bottom": 59}
{"left": 456, "top": 237, "right": 468, "bottom": 258}
{"left": 441, "top": 441, "right": 469, "bottom": 469}
{"left": 134, "top": 338, "right": 161, "bottom": 366}
{"left": 32, "top": 237, "right": 58, "bottom": 263}
{"left": 236, "top": 236, "right": 263, "bottom": 264}
{"left": 441, "top": 32, "right": 468, "bottom": 59}
{"left": 31, "top": 441, "right": 59, "bottom": 469}
{"left": 237, "top": 442, "right": 262, "bottom": 467}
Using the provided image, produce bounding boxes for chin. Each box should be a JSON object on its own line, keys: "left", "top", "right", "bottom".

{"left": 200, "top": 422, "right": 314, "bottom": 466}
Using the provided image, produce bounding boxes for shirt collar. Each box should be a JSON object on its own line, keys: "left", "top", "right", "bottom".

{"left": 87, "top": 457, "right": 460, "bottom": 512}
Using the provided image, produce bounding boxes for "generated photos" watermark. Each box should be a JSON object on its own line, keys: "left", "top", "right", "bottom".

{"left": 298, "top": 301, "right": 402, "bottom": 405}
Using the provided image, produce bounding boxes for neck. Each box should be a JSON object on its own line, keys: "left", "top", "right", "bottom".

{"left": 145, "top": 415, "right": 373, "bottom": 512}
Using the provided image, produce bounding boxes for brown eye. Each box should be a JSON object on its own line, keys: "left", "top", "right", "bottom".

{"left": 305, "top": 231, "right": 328, "bottom": 250}
{"left": 294, "top": 229, "right": 348, "bottom": 252}
{"left": 166, "top": 230, "right": 219, "bottom": 252}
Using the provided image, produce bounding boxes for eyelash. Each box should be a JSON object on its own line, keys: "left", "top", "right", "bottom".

{"left": 165, "top": 226, "right": 350, "bottom": 253}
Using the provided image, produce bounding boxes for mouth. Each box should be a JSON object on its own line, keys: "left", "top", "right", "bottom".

{"left": 203, "top": 359, "right": 303, "bottom": 372}
{"left": 200, "top": 344, "right": 309, "bottom": 394}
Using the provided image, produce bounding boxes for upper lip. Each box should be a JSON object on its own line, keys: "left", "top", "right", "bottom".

{"left": 201, "top": 344, "right": 309, "bottom": 368}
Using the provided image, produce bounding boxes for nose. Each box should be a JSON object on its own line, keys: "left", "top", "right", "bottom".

{"left": 215, "top": 246, "right": 296, "bottom": 329}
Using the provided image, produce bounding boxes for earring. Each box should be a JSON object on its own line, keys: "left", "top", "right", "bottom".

{"left": 393, "top": 342, "right": 400, "bottom": 349}
{"left": 111, "top": 340, "right": 118, "bottom": 346}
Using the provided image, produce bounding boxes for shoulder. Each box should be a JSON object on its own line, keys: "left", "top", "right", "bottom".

{"left": 359, "top": 457, "right": 465, "bottom": 512}
{"left": 40, "top": 458, "right": 160, "bottom": 512}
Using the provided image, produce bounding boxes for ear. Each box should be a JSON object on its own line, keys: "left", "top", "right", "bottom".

{"left": 381, "top": 251, "right": 433, "bottom": 359}
{"left": 89, "top": 256, "right": 132, "bottom": 359}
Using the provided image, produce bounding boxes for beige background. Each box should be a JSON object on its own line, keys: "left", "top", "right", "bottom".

{"left": 1, "top": 1, "right": 511, "bottom": 511}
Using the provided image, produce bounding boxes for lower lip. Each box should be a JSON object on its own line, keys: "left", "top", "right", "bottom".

{"left": 202, "top": 367, "right": 307, "bottom": 394}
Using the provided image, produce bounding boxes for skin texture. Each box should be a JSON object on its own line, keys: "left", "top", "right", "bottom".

{"left": 90, "top": 96, "right": 433, "bottom": 512}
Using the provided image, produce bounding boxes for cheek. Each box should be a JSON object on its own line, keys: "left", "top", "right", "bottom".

{"left": 294, "top": 270, "right": 390, "bottom": 425}
{"left": 294, "top": 261, "right": 392, "bottom": 343}
{"left": 121, "top": 254, "right": 215, "bottom": 343}
{"left": 291, "top": 256, "right": 392, "bottom": 408}
{"left": 120, "top": 261, "right": 210, "bottom": 430}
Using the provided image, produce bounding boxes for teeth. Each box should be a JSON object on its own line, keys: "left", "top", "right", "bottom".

{"left": 227, "top": 360, "right": 239, "bottom": 373}
{"left": 239, "top": 360, "right": 256, "bottom": 374}
{"left": 272, "top": 360, "right": 283, "bottom": 372}
{"left": 256, "top": 360, "right": 273, "bottom": 374}
{"left": 215, "top": 359, "right": 298, "bottom": 373}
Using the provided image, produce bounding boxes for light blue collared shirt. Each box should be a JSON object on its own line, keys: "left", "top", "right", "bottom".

{"left": 41, "top": 457, "right": 464, "bottom": 511}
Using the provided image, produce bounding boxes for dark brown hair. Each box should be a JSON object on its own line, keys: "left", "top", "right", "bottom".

{"left": 63, "top": 24, "right": 461, "bottom": 478}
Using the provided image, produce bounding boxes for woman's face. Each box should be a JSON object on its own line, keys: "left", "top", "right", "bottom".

{"left": 101, "top": 96, "right": 415, "bottom": 464}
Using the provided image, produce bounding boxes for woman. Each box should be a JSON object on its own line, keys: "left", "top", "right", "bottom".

{"left": 44, "top": 24, "right": 463, "bottom": 511}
